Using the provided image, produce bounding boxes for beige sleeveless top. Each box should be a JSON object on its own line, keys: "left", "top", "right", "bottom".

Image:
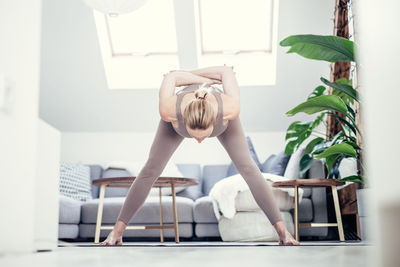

{"left": 173, "top": 84, "right": 229, "bottom": 138}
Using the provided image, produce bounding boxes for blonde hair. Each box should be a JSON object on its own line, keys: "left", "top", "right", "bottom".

{"left": 182, "top": 83, "right": 216, "bottom": 130}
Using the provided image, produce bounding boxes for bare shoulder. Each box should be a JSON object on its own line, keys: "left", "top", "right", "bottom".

{"left": 220, "top": 93, "right": 240, "bottom": 120}
{"left": 159, "top": 95, "right": 178, "bottom": 123}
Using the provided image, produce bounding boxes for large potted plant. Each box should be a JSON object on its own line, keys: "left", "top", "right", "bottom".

{"left": 279, "top": 34, "right": 368, "bottom": 240}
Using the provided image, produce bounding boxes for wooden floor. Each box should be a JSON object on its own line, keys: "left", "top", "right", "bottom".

{"left": 0, "top": 241, "right": 373, "bottom": 267}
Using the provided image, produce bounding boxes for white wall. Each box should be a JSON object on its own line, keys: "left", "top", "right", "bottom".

{"left": 358, "top": 1, "right": 400, "bottom": 266}
{"left": 61, "top": 131, "right": 287, "bottom": 167}
{"left": 34, "top": 119, "right": 61, "bottom": 251}
{"left": 0, "top": 0, "right": 42, "bottom": 254}
{"left": 39, "top": 0, "right": 334, "bottom": 132}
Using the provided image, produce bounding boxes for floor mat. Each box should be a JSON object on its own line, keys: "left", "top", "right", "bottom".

{"left": 58, "top": 240, "right": 368, "bottom": 247}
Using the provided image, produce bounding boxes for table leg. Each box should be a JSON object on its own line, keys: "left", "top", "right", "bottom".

{"left": 171, "top": 181, "right": 180, "bottom": 243}
{"left": 94, "top": 183, "right": 106, "bottom": 243}
{"left": 294, "top": 185, "right": 299, "bottom": 242}
{"left": 331, "top": 185, "right": 345, "bottom": 241}
{"left": 159, "top": 187, "right": 164, "bottom": 243}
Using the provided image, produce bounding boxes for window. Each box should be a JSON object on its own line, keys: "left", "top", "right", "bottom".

{"left": 93, "top": 0, "right": 278, "bottom": 89}
{"left": 198, "top": 0, "right": 274, "bottom": 55}
{"left": 93, "top": 0, "right": 179, "bottom": 89}
{"left": 194, "top": 0, "right": 278, "bottom": 86}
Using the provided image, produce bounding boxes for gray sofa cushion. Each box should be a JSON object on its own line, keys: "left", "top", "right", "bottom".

{"left": 300, "top": 159, "right": 326, "bottom": 198}
{"left": 226, "top": 136, "right": 263, "bottom": 177}
{"left": 102, "top": 168, "right": 131, "bottom": 197}
{"left": 261, "top": 151, "right": 291, "bottom": 176}
{"left": 298, "top": 197, "right": 313, "bottom": 222}
{"left": 87, "top": 164, "right": 104, "bottom": 198}
{"left": 59, "top": 224, "right": 79, "bottom": 239}
{"left": 81, "top": 196, "right": 194, "bottom": 224}
{"left": 307, "top": 158, "right": 325, "bottom": 178}
{"left": 193, "top": 196, "right": 219, "bottom": 223}
{"left": 202, "top": 164, "right": 230, "bottom": 196}
{"left": 194, "top": 223, "right": 220, "bottom": 238}
{"left": 59, "top": 195, "right": 81, "bottom": 224}
{"left": 176, "top": 163, "right": 203, "bottom": 200}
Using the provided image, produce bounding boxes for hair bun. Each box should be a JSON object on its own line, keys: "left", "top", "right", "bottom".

{"left": 195, "top": 89, "right": 208, "bottom": 100}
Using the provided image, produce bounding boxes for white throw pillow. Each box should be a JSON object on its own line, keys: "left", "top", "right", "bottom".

{"left": 283, "top": 146, "right": 306, "bottom": 180}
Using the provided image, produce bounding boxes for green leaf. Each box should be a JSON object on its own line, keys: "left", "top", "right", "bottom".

{"left": 286, "top": 95, "right": 348, "bottom": 116}
{"left": 338, "top": 175, "right": 363, "bottom": 184}
{"left": 311, "top": 113, "right": 325, "bottom": 130}
{"left": 307, "top": 86, "right": 326, "bottom": 100}
{"left": 284, "top": 140, "right": 298, "bottom": 155}
{"left": 284, "top": 121, "right": 314, "bottom": 155}
{"left": 305, "top": 137, "right": 325, "bottom": 154}
{"left": 315, "top": 142, "right": 357, "bottom": 159}
{"left": 285, "top": 121, "right": 310, "bottom": 139}
{"left": 320, "top": 77, "right": 359, "bottom": 102}
{"left": 325, "top": 154, "right": 340, "bottom": 176}
{"left": 327, "top": 112, "right": 358, "bottom": 136}
{"left": 299, "top": 154, "right": 314, "bottom": 176}
{"left": 280, "top": 34, "right": 356, "bottom": 62}
{"left": 345, "top": 141, "right": 361, "bottom": 150}
{"left": 346, "top": 104, "right": 356, "bottom": 119}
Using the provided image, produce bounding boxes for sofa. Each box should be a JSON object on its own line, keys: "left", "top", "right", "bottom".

{"left": 58, "top": 158, "right": 329, "bottom": 241}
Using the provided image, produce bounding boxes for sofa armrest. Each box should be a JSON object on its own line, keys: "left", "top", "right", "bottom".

{"left": 86, "top": 164, "right": 104, "bottom": 199}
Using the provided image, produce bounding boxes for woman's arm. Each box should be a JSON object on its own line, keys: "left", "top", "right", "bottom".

{"left": 187, "top": 65, "right": 233, "bottom": 80}
{"left": 159, "top": 71, "right": 221, "bottom": 100}
{"left": 158, "top": 72, "right": 221, "bottom": 120}
{"left": 170, "top": 65, "right": 240, "bottom": 102}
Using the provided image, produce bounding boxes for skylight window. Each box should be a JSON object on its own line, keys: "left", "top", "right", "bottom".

{"left": 93, "top": 0, "right": 179, "bottom": 89}
{"left": 93, "top": 0, "right": 278, "bottom": 89}
{"left": 198, "top": 0, "right": 273, "bottom": 55}
{"left": 194, "top": 0, "right": 278, "bottom": 86}
{"left": 106, "top": 0, "right": 178, "bottom": 56}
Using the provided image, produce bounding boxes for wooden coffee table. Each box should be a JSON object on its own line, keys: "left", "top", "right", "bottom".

{"left": 92, "top": 176, "right": 199, "bottom": 244}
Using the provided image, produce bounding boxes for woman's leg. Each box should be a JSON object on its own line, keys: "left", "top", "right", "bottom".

{"left": 216, "top": 117, "right": 283, "bottom": 225}
{"left": 217, "top": 117, "right": 299, "bottom": 245}
{"left": 101, "top": 119, "right": 184, "bottom": 245}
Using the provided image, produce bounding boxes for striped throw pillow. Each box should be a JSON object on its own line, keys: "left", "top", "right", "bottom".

{"left": 59, "top": 162, "right": 92, "bottom": 201}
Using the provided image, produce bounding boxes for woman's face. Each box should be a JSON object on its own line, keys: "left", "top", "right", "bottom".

{"left": 186, "top": 126, "right": 213, "bottom": 143}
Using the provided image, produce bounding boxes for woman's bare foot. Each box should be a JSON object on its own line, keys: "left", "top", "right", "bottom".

{"left": 273, "top": 220, "right": 300, "bottom": 246}
{"left": 100, "top": 220, "right": 127, "bottom": 246}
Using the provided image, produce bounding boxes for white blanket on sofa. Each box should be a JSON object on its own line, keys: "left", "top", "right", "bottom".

{"left": 209, "top": 172, "right": 304, "bottom": 220}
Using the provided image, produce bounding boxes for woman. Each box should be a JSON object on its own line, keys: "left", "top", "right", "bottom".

{"left": 100, "top": 65, "right": 299, "bottom": 246}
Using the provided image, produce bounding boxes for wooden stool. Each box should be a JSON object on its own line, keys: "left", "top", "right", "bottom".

{"left": 272, "top": 178, "right": 346, "bottom": 242}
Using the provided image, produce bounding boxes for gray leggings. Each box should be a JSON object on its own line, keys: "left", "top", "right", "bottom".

{"left": 116, "top": 117, "right": 283, "bottom": 226}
